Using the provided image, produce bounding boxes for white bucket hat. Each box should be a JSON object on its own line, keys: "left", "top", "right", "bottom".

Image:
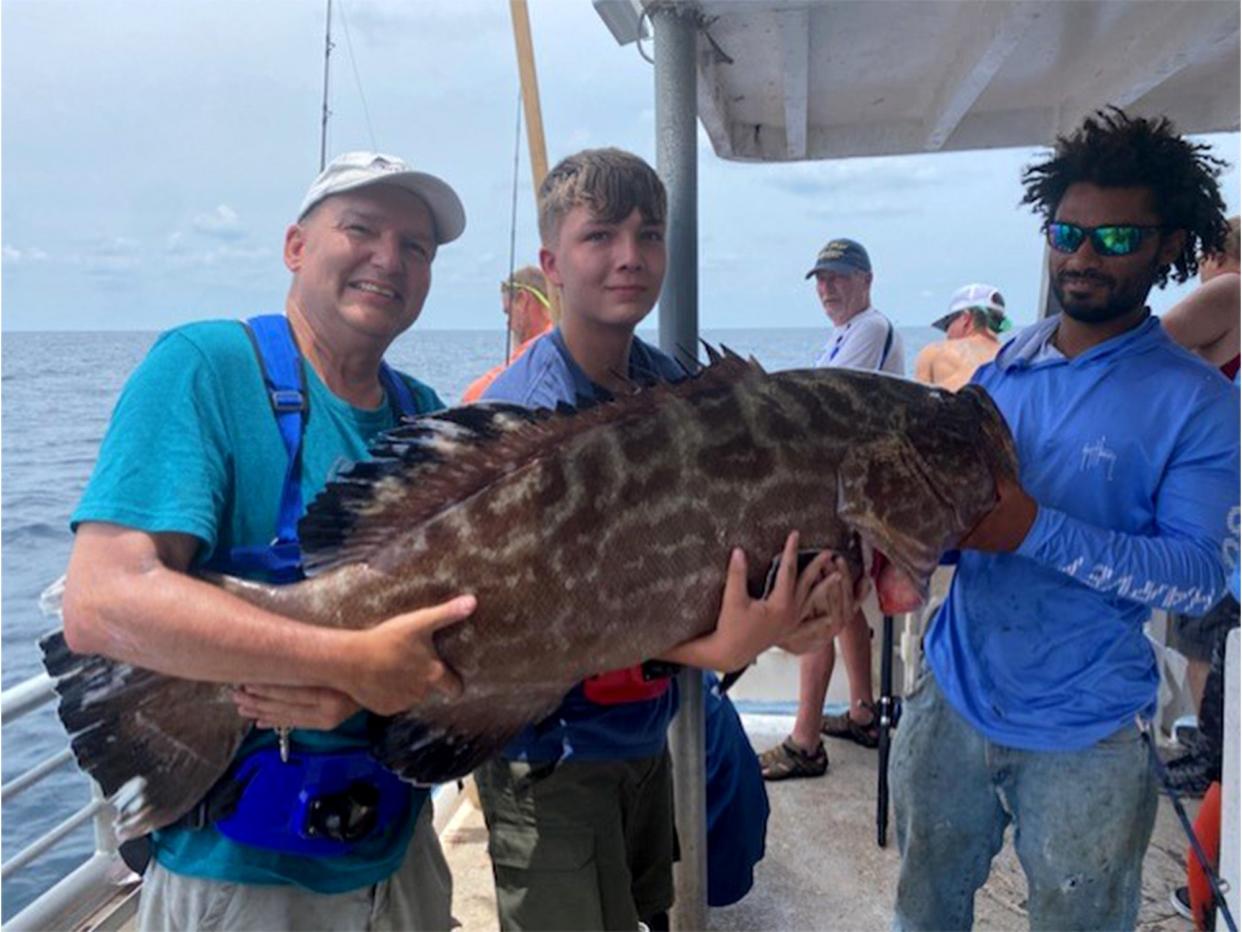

{"left": 299, "top": 151, "right": 466, "bottom": 244}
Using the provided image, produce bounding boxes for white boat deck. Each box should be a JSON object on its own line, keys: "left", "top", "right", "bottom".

{"left": 442, "top": 714, "right": 1197, "bottom": 931}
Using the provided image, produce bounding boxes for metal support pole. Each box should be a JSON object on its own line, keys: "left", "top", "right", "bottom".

{"left": 653, "top": 4, "right": 705, "bottom": 929}
{"left": 654, "top": 2, "right": 700, "bottom": 366}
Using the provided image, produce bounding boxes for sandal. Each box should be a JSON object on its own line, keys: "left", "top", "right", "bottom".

{"left": 758, "top": 738, "right": 828, "bottom": 781}
{"left": 820, "top": 704, "right": 880, "bottom": 749}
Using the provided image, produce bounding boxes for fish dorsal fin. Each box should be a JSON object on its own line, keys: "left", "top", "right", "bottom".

{"left": 298, "top": 351, "right": 760, "bottom": 575}
{"left": 300, "top": 403, "right": 541, "bottom": 573}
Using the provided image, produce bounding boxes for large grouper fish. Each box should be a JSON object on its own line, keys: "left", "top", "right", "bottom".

{"left": 40, "top": 348, "right": 1018, "bottom": 840}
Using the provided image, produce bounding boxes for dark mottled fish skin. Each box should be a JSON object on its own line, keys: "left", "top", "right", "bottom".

{"left": 40, "top": 352, "right": 1017, "bottom": 839}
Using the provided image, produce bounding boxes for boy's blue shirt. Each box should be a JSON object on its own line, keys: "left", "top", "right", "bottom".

{"left": 483, "top": 328, "right": 685, "bottom": 761}
{"left": 71, "top": 319, "right": 444, "bottom": 892}
{"left": 925, "top": 313, "right": 1240, "bottom": 751}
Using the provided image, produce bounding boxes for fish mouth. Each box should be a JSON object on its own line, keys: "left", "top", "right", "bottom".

{"left": 869, "top": 549, "right": 925, "bottom": 615}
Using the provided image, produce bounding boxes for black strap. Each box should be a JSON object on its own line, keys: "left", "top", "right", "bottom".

{"left": 878, "top": 320, "right": 894, "bottom": 371}
{"left": 172, "top": 766, "right": 251, "bottom": 831}
{"left": 641, "top": 660, "right": 681, "bottom": 681}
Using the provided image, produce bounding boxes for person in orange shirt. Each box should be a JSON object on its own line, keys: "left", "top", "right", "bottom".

{"left": 462, "top": 266, "right": 554, "bottom": 402}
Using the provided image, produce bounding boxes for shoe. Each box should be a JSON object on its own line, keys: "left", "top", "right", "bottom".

{"left": 1172, "top": 714, "right": 1201, "bottom": 750}
{"left": 1170, "top": 885, "right": 1192, "bottom": 921}
{"left": 821, "top": 704, "right": 880, "bottom": 749}
{"left": 1163, "top": 754, "right": 1213, "bottom": 798}
{"left": 758, "top": 738, "right": 828, "bottom": 780}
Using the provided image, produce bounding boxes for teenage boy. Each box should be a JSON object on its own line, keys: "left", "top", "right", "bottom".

{"left": 475, "top": 147, "right": 864, "bottom": 931}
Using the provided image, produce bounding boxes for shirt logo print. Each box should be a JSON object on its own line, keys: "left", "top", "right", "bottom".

{"left": 1080, "top": 436, "right": 1117, "bottom": 481}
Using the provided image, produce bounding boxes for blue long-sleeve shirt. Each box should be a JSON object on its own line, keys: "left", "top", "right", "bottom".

{"left": 925, "top": 314, "right": 1239, "bottom": 751}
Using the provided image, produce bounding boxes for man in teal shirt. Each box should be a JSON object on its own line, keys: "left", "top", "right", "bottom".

{"left": 63, "top": 152, "right": 474, "bottom": 929}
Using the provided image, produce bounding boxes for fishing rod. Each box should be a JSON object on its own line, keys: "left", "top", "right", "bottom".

{"left": 1139, "top": 719, "right": 1237, "bottom": 932}
{"left": 505, "top": 88, "right": 522, "bottom": 366}
{"left": 319, "top": 0, "right": 333, "bottom": 171}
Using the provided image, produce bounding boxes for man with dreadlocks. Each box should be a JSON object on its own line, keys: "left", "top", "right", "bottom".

{"left": 889, "top": 109, "right": 1240, "bottom": 930}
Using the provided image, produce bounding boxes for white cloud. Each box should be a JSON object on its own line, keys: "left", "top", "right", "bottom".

{"left": 192, "top": 204, "right": 244, "bottom": 240}
{"left": 67, "top": 236, "right": 144, "bottom": 278}
{"left": 2, "top": 245, "right": 49, "bottom": 264}
{"left": 171, "top": 243, "right": 271, "bottom": 268}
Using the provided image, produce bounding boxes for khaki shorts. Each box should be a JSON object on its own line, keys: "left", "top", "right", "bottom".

{"left": 475, "top": 752, "right": 675, "bottom": 932}
{"left": 136, "top": 802, "right": 453, "bottom": 931}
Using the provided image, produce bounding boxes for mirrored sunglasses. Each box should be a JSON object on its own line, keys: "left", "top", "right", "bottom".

{"left": 1045, "top": 221, "right": 1164, "bottom": 257}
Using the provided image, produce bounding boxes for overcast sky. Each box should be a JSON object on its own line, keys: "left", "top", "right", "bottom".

{"left": 2, "top": 0, "right": 1238, "bottom": 333}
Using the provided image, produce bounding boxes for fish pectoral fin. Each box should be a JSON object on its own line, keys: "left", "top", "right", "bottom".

{"left": 39, "top": 628, "right": 246, "bottom": 841}
{"left": 836, "top": 439, "right": 956, "bottom": 599}
{"left": 375, "top": 686, "right": 570, "bottom": 784}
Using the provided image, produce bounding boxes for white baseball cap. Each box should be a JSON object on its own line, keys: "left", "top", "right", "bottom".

{"left": 948, "top": 283, "right": 1005, "bottom": 316}
{"left": 932, "top": 283, "right": 1009, "bottom": 331}
{"left": 298, "top": 151, "right": 466, "bottom": 244}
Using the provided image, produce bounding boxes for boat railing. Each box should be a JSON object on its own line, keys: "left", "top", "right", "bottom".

{"left": 2, "top": 672, "right": 139, "bottom": 931}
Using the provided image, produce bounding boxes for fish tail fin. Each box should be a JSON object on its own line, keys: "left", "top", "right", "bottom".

{"left": 39, "top": 628, "right": 247, "bottom": 840}
{"left": 39, "top": 574, "right": 67, "bottom": 618}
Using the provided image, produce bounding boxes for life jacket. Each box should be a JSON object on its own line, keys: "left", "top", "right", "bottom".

{"left": 187, "top": 314, "right": 423, "bottom": 856}
{"left": 583, "top": 662, "right": 675, "bottom": 705}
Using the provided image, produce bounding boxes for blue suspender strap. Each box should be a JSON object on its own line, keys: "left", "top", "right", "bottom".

{"left": 379, "top": 362, "right": 419, "bottom": 418}
{"left": 203, "top": 318, "right": 413, "bottom": 583}
{"left": 238, "top": 315, "right": 307, "bottom": 580}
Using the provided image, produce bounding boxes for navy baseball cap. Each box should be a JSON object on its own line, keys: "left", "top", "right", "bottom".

{"left": 805, "top": 238, "right": 871, "bottom": 278}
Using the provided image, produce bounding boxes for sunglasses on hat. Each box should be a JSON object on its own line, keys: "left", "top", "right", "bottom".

{"left": 500, "top": 281, "right": 551, "bottom": 309}
{"left": 1045, "top": 221, "right": 1165, "bottom": 257}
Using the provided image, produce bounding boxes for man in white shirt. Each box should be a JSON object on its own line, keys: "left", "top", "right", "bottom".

{"left": 811, "top": 239, "right": 905, "bottom": 374}
{"left": 760, "top": 237, "right": 905, "bottom": 779}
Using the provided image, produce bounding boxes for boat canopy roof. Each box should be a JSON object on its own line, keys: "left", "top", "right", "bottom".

{"left": 594, "top": 0, "right": 1240, "bottom": 161}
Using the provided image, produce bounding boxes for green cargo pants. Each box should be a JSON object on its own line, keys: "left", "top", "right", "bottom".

{"left": 475, "top": 751, "right": 676, "bottom": 931}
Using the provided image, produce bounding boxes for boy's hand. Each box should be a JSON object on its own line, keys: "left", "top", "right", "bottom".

{"left": 335, "top": 595, "right": 476, "bottom": 715}
{"left": 662, "top": 531, "right": 840, "bottom": 671}
{"left": 778, "top": 555, "right": 870, "bottom": 655}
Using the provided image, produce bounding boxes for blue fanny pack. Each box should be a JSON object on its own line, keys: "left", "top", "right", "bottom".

{"left": 214, "top": 747, "right": 413, "bottom": 856}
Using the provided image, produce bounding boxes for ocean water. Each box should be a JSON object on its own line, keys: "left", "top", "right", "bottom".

{"left": 0, "top": 324, "right": 939, "bottom": 919}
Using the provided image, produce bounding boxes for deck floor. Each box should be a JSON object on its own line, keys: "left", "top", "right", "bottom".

{"left": 442, "top": 714, "right": 1196, "bottom": 931}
